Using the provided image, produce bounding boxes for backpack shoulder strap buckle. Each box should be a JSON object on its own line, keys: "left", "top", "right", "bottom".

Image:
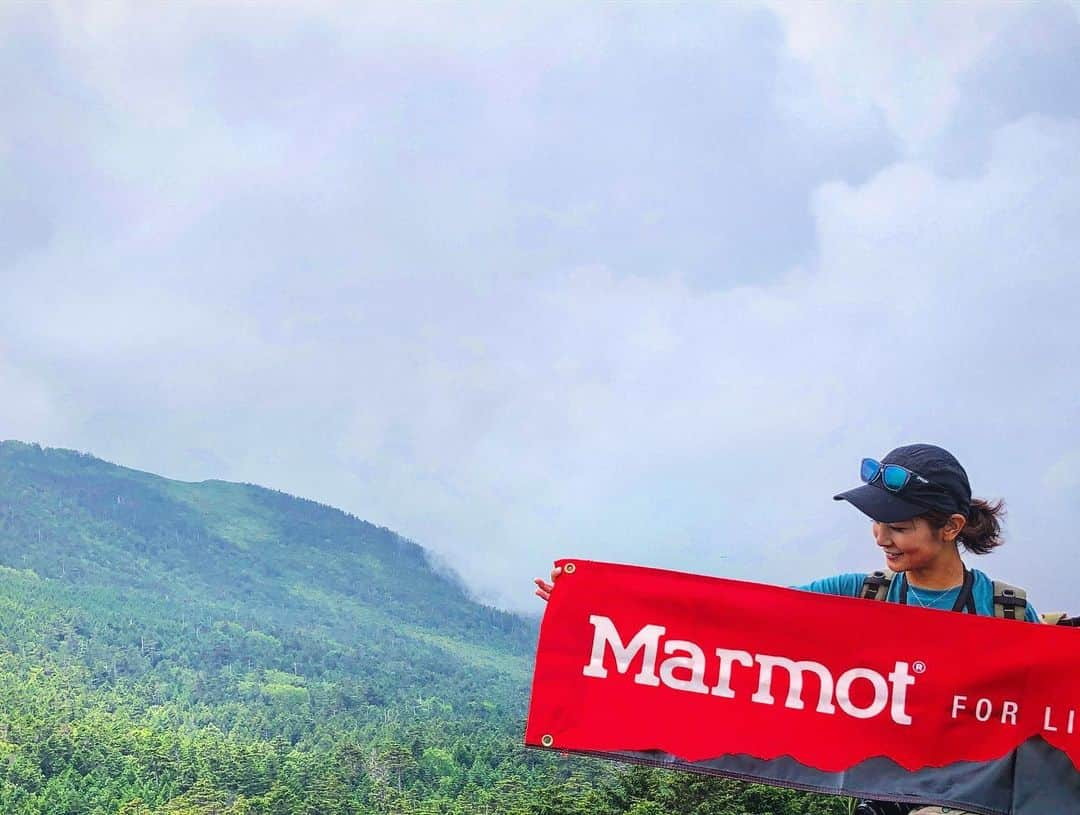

{"left": 861, "top": 569, "right": 895, "bottom": 601}
{"left": 992, "top": 580, "right": 1028, "bottom": 620}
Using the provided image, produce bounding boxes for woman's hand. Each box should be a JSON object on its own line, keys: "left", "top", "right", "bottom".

{"left": 533, "top": 566, "right": 563, "bottom": 602}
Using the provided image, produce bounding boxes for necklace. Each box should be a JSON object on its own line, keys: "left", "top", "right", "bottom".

{"left": 906, "top": 584, "right": 953, "bottom": 609}
{"left": 901, "top": 568, "right": 974, "bottom": 614}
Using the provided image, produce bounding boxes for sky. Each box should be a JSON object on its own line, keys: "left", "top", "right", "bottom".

{"left": 2, "top": 1, "right": 1079, "bottom": 613}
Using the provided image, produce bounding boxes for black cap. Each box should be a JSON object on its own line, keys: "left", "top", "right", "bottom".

{"left": 834, "top": 443, "right": 973, "bottom": 523}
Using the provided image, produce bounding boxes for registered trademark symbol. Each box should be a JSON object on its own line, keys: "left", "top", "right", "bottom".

{"left": 913, "top": 661, "right": 926, "bottom": 674}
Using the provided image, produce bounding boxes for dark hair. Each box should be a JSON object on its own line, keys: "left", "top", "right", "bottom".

{"left": 921, "top": 498, "right": 1005, "bottom": 555}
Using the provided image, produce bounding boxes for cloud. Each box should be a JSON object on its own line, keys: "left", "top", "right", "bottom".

{"left": 767, "top": 0, "right": 1080, "bottom": 167}
{"left": 0, "top": 3, "right": 1077, "bottom": 613}
{"left": 0, "top": 353, "right": 61, "bottom": 442}
{"left": 766, "top": 1, "right": 1019, "bottom": 155}
{"left": 939, "top": 3, "right": 1080, "bottom": 173}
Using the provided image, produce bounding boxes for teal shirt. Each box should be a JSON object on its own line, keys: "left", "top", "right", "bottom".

{"left": 798, "top": 567, "right": 1041, "bottom": 622}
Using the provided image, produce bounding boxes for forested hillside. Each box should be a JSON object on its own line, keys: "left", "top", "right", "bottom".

{"left": 0, "top": 440, "right": 844, "bottom": 814}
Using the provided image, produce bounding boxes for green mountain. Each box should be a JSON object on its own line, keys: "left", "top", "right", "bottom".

{"left": 0, "top": 439, "right": 532, "bottom": 689}
{"left": 0, "top": 440, "right": 845, "bottom": 815}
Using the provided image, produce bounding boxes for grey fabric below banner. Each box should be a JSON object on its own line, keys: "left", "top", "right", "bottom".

{"left": 574, "top": 736, "right": 1080, "bottom": 815}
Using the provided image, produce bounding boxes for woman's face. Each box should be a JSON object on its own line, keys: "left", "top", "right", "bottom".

{"left": 872, "top": 517, "right": 950, "bottom": 573}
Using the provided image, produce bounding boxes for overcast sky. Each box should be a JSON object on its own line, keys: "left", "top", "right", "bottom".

{"left": 2, "top": 1, "right": 1079, "bottom": 613}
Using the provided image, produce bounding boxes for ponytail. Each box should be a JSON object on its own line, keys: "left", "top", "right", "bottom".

{"left": 959, "top": 498, "right": 1006, "bottom": 554}
{"left": 922, "top": 498, "right": 1006, "bottom": 555}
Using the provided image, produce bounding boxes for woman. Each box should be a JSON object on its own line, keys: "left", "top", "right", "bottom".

{"left": 809, "top": 443, "right": 1040, "bottom": 815}
{"left": 533, "top": 443, "right": 1041, "bottom": 815}
{"left": 801, "top": 442, "right": 1039, "bottom": 621}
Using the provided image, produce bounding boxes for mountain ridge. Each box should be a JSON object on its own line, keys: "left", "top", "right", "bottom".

{"left": 0, "top": 438, "right": 531, "bottom": 653}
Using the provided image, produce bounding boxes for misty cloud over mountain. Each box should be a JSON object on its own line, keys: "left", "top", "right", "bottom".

{"left": 2, "top": 2, "right": 1078, "bottom": 611}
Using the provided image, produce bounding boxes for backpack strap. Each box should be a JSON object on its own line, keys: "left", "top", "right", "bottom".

{"left": 861, "top": 569, "right": 895, "bottom": 600}
{"left": 992, "top": 580, "right": 1027, "bottom": 620}
{"left": 863, "top": 572, "right": 1030, "bottom": 619}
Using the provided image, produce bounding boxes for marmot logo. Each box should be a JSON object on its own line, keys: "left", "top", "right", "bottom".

{"left": 581, "top": 614, "right": 916, "bottom": 725}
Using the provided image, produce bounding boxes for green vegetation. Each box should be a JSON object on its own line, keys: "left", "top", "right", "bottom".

{"left": 0, "top": 440, "right": 846, "bottom": 814}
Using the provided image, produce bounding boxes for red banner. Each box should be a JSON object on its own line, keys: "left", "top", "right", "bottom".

{"left": 525, "top": 559, "right": 1080, "bottom": 813}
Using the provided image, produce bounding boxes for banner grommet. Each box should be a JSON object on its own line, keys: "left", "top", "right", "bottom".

{"left": 541, "top": 734, "right": 554, "bottom": 747}
{"left": 563, "top": 563, "right": 576, "bottom": 575}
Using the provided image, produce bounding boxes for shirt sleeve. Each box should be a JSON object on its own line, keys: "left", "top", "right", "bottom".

{"left": 794, "top": 573, "right": 866, "bottom": 598}
{"left": 1025, "top": 601, "right": 1041, "bottom": 623}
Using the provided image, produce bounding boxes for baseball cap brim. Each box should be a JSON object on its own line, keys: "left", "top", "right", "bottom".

{"left": 833, "top": 483, "right": 928, "bottom": 523}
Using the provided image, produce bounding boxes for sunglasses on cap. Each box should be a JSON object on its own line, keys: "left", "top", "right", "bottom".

{"left": 860, "top": 458, "right": 932, "bottom": 493}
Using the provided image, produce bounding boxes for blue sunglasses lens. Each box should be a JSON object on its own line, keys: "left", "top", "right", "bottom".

{"left": 860, "top": 458, "right": 881, "bottom": 484}
{"left": 881, "top": 464, "right": 911, "bottom": 492}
